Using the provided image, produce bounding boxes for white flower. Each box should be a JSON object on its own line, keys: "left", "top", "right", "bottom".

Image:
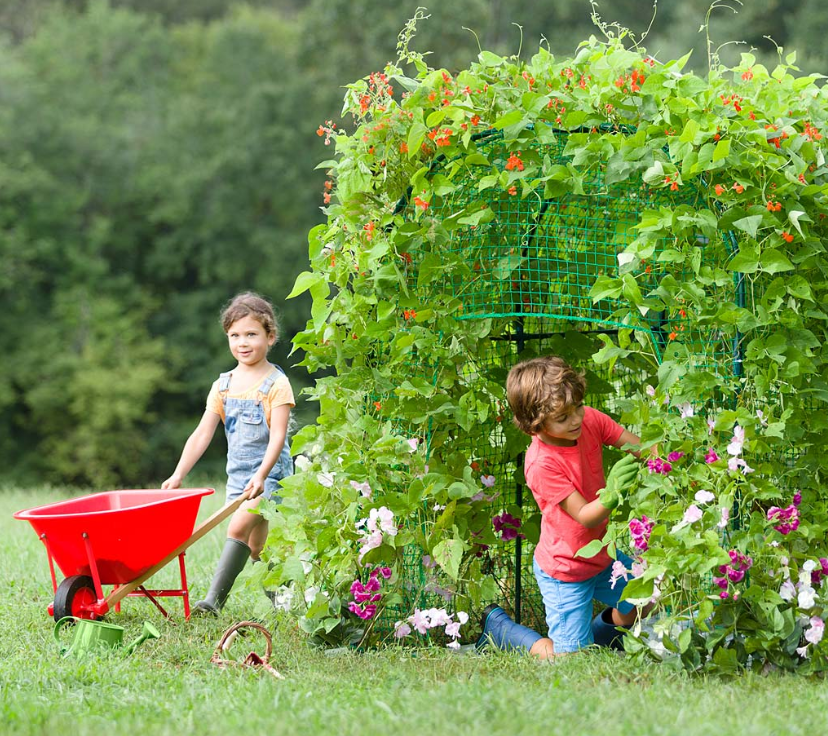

{"left": 780, "top": 581, "right": 796, "bottom": 601}
{"left": 304, "top": 586, "right": 320, "bottom": 604}
{"left": 756, "top": 409, "right": 768, "bottom": 426}
{"left": 456, "top": 611, "right": 469, "bottom": 625}
{"left": 294, "top": 454, "right": 312, "bottom": 471}
{"left": 646, "top": 385, "right": 656, "bottom": 397}
{"left": 717, "top": 507, "right": 730, "bottom": 529}
{"left": 797, "top": 645, "right": 809, "bottom": 658}
{"left": 804, "top": 560, "right": 817, "bottom": 573}
{"left": 694, "top": 490, "right": 715, "bottom": 505}
{"left": 679, "top": 402, "right": 694, "bottom": 418}
{"left": 798, "top": 586, "right": 817, "bottom": 610}
{"left": 407, "top": 438, "right": 419, "bottom": 452}
{"left": 433, "top": 504, "right": 446, "bottom": 512}
{"left": 317, "top": 472, "right": 335, "bottom": 488}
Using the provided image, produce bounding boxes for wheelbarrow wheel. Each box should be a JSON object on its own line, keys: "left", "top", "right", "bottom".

{"left": 54, "top": 575, "right": 99, "bottom": 621}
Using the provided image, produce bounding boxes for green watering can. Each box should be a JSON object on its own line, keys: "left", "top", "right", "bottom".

{"left": 54, "top": 617, "right": 160, "bottom": 658}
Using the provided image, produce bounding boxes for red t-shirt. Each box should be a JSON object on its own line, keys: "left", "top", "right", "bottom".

{"left": 525, "top": 406, "right": 624, "bottom": 582}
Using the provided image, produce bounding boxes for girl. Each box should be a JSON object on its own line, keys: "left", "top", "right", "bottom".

{"left": 162, "top": 292, "right": 294, "bottom": 614}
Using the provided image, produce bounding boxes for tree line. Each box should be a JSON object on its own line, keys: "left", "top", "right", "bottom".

{"left": 2, "top": 0, "right": 826, "bottom": 487}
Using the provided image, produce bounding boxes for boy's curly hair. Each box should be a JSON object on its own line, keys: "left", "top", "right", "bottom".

{"left": 506, "top": 356, "right": 586, "bottom": 435}
{"left": 221, "top": 292, "right": 278, "bottom": 339}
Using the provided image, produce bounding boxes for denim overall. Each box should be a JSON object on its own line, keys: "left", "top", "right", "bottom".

{"left": 218, "top": 366, "right": 293, "bottom": 502}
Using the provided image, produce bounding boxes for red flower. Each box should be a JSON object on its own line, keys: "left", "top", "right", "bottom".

{"left": 668, "top": 331, "right": 678, "bottom": 341}
{"left": 766, "top": 200, "right": 782, "bottom": 212}
{"left": 742, "top": 68, "right": 754, "bottom": 81}
{"left": 399, "top": 142, "right": 409, "bottom": 154}
{"left": 413, "top": 195, "right": 429, "bottom": 211}
{"left": 403, "top": 309, "right": 417, "bottom": 321}
{"left": 505, "top": 151, "right": 524, "bottom": 172}
{"left": 715, "top": 184, "right": 725, "bottom": 196}
{"left": 782, "top": 231, "right": 794, "bottom": 243}
{"left": 507, "top": 185, "right": 517, "bottom": 196}
{"left": 732, "top": 182, "right": 744, "bottom": 194}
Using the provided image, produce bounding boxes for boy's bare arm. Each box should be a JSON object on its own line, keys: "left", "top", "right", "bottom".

{"left": 612, "top": 428, "right": 642, "bottom": 456}
{"left": 558, "top": 490, "right": 610, "bottom": 528}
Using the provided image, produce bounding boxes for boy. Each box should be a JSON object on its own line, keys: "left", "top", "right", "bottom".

{"left": 478, "top": 355, "right": 641, "bottom": 658}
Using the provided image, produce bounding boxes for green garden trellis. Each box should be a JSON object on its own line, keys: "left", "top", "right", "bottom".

{"left": 395, "top": 126, "right": 745, "bottom": 632}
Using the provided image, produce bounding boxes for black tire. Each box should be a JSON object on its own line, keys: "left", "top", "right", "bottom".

{"left": 53, "top": 575, "right": 99, "bottom": 621}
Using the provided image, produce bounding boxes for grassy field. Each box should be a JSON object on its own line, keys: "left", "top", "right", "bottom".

{"left": 3, "top": 485, "right": 827, "bottom": 736}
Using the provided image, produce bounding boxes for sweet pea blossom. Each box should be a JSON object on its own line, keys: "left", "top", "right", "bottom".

{"left": 705, "top": 449, "right": 719, "bottom": 464}
{"left": 317, "top": 472, "right": 335, "bottom": 487}
{"left": 727, "top": 425, "right": 745, "bottom": 456}
{"left": 492, "top": 512, "right": 524, "bottom": 541}
{"left": 767, "top": 504, "right": 800, "bottom": 535}
{"left": 407, "top": 438, "right": 419, "bottom": 452}
{"left": 799, "top": 586, "right": 817, "bottom": 610}
{"left": 694, "top": 490, "right": 715, "bottom": 505}
{"left": 679, "top": 402, "right": 694, "bottom": 418}
{"left": 682, "top": 505, "right": 703, "bottom": 524}
{"left": 707, "top": 418, "right": 716, "bottom": 435}
{"left": 805, "top": 617, "right": 825, "bottom": 645}
{"left": 395, "top": 608, "right": 468, "bottom": 649}
{"left": 780, "top": 580, "right": 796, "bottom": 601}
{"left": 394, "top": 622, "right": 412, "bottom": 638}
{"left": 350, "top": 480, "right": 373, "bottom": 498}
{"left": 646, "top": 385, "right": 656, "bottom": 397}
{"left": 647, "top": 457, "right": 672, "bottom": 475}
{"left": 481, "top": 475, "right": 496, "bottom": 488}
{"left": 610, "top": 559, "right": 629, "bottom": 589}
{"left": 717, "top": 507, "right": 730, "bottom": 529}
{"left": 667, "top": 451, "right": 685, "bottom": 463}
{"left": 629, "top": 516, "right": 654, "bottom": 552}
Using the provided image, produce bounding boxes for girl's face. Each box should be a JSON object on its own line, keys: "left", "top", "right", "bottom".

{"left": 538, "top": 402, "right": 585, "bottom": 447}
{"left": 226, "top": 315, "right": 275, "bottom": 368}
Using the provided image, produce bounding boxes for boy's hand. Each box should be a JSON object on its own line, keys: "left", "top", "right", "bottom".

{"left": 161, "top": 475, "right": 182, "bottom": 490}
{"left": 600, "top": 454, "right": 639, "bottom": 510}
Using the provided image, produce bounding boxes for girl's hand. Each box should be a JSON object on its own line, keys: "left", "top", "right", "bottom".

{"left": 243, "top": 476, "right": 266, "bottom": 498}
{"left": 161, "top": 475, "right": 182, "bottom": 490}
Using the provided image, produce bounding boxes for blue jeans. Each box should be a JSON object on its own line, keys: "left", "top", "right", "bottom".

{"left": 533, "top": 553, "right": 635, "bottom": 653}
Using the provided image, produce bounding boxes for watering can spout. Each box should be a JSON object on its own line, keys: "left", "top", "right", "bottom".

{"left": 124, "top": 621, "right": 161, "bottom": 655}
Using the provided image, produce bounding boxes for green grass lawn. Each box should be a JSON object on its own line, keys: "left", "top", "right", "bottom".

{"left": 2, "top": 485, "right": 826, "bottom": 736}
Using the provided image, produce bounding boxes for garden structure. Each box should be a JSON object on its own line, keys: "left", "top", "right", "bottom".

{"left": 396, "top": 125, "right": 740, "bottom": 632}
{"left": 276, "top": 29, "right": 828, "bottom": 671}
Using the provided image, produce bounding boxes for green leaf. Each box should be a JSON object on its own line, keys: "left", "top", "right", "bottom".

{"left": 491, "top": 110, "right": 524, "bottom": 129}
{"left": 288, "top": 271, "right": 325, "bottom": 299}
{"left": 575, "top": 539, "right": 605, "bottom": 558}
{"left": 760, "top": 249, "right": 794, "bottom": 273}
{"left": 732, "top": 215, "right": 764, "bottom": 238}
{"left": 712, "top": 138, "right": 731, "bottom": 162}
{"left": 432, "top": 538, "right": 465, "bottom": 580}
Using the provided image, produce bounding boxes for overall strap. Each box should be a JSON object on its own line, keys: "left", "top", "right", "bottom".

{"left": 256, "top": 367, "right": 282, "bottom": 406}
{"left": 218, "top": 372, "right": 232, "bottom": 403}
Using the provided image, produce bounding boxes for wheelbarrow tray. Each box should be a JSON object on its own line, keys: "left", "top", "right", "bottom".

{"left": 14, "top": 489, "right": 214, "bottom": 584}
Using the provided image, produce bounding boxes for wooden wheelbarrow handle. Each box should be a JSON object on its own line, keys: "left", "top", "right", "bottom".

{"left": 104, "top": 491, "right": 250, "bottom": 611}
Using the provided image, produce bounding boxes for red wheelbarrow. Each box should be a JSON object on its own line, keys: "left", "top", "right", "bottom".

{"left": 15, "top": 488, "right": 248, "bottom": 621}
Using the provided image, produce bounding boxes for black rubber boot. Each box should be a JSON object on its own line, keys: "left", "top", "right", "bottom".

{"left": 475, "top": 604, "right": 542, "bottom": 653}
{"left": 591, "top": 607, "right": 628, "bottom": 650}
{"left": 193, "top": 538, "right": 251, "bottom": 615}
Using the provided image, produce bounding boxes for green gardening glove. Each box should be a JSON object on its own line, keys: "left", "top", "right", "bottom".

{"left": 599, "top": 453, "right": 639, "bottom": 510}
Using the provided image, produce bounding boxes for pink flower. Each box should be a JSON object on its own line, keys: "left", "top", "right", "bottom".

{"left": 705, "top": 449, "right": 719, "bottom": 463}
{"left": 481, "top": 475, "right": 496, "bottom": 488}
{"left": 610, "top": 560, "right": 629, "bottom": 589}
{"left": 394, "top": 621, "right": 411, "bottom": 638}
{"left": 682, "top": 505, "right": 703, "bottom": 525}
{"left": 348, "top": 602, "right": 377, "bottom": 619}
{"left": 378, "top": 566, "right": 392, "bottom": 579}
{"left": 707, "top": 418, "right": 716, "bottom": 435}
{"left": 358, "top": 529, "right": 383, "bottom": 561}
{"left": 805, "top": 617, "right": 825, "bottom": 645}
{"left": 727, "top": 425, "right": 745, "bottom": 456}
{"left": 646, "top": 385, "right": 656, "bottom": 397}
{"left": 407, "top": 438, "right": 419, "bottom": 452}
{"left": 717, "top": 507, "right": 730, "bottom": 529}
{"left": 409, "top": 609, "right": 429, "bottom": 634}
{"left": 667, "top": 451, "right": 685, "bottom": 463}
{"left": 350, "top": 480, "right": 372, "bottom": 498}
{"left": 793, "top": 491, "right": 802, "bottom": 507}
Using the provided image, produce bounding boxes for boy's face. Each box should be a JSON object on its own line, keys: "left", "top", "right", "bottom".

{"left": 537, "top": 402, "right": 585, "bottom": 447}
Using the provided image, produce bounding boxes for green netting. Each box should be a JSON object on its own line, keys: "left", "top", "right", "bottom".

{"left": 382, "top": 128, "right": 746, "bottom": 630}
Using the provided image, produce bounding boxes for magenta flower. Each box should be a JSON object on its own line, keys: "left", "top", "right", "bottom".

{"left": 793, "top": 491, "right": 802, "bottom": 507}
{"left": 705, "top": 449, "right": 719, "bottom": 464}
{"left": 647, "top": 457, "right": 672, "bottom": 475}
{"left": 378, "top": 566, "right": 392, "bottom": 579}
{"left": 629, "top": 515, "right": 654, "bottom": 552}
{"left": 492, "top": 512, "right": 524, "bottom": 541}
{"left": 667, "top": 451, "right": 685, "bottom": 463}
{"left": 348, "top": 602, "right": 378, "bottom": 620}
{"left": 767, "top": 504, "right": 800, "bottom": 535}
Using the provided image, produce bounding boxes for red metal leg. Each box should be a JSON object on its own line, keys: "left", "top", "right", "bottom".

{"left": 82, "top": 532, "right": 109, "bottom": 617}
{"left": 136, "top": 585, "right": 170, "bottom": 618}
{"left": 39, "top": 533, "right": 58, "bottom": 594}
{"left": 179, "top": 552, "right": 190, "bottom": 620}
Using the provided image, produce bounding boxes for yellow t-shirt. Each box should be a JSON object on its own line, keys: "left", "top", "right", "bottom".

{"left": 206, "top": 370, "right": 295, "bottom": 427}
